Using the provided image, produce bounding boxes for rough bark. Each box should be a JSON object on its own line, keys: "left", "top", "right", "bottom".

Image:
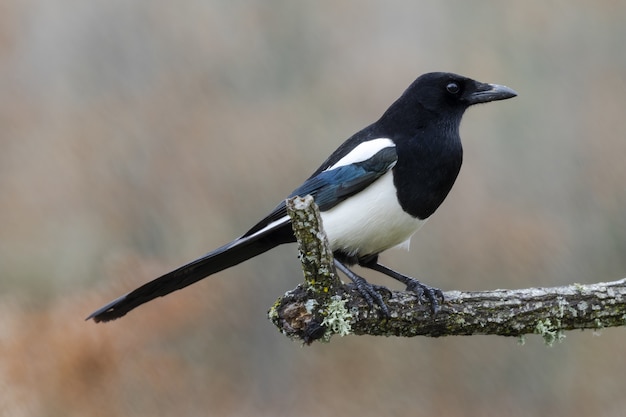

{"left": 268, "top": 196, "right": 626, "bottom": 344}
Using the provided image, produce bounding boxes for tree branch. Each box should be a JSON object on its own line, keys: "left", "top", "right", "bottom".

{"left": 268, "top": 196, "right": 626, "bottom": 344}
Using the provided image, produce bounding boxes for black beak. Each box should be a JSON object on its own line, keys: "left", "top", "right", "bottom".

{"left": 467, "top": 82, "right": 517, "bottom": 105}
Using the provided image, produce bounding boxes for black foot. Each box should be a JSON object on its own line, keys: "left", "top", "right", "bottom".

{"left": 359, "top": 259, "right": 443, "bottom": 315}
{"left": 404, "top": 278, "right": 444, "bottom": 314}
{"left": 351, "top": 275, "right": 392, "bottom": 317}
{"left": 333, "top": 259, "right": 391, "bottom": 316}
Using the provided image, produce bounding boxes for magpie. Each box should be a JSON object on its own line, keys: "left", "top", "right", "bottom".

{"left": 88, "top": 72, "right": 516, "bottom": 322}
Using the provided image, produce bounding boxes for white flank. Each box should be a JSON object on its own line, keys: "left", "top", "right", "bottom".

{"left": 390, "top": 219, "right": 427, "bottom": 252}
{"left": 325, "top": 138, "right": 395, "bottom": 171}
{"left": 320, "top": 170, "right": 424, "bottom": 257}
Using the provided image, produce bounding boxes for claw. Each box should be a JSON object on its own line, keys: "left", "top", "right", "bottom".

{"left": 351, "top": 275, "right": 390, "bottom": 316}
{"left": 405, "top": 279, "right": 443, "bottom": 314}
{"left": 360, "top": 260, "right": 443, "bottom": 316}
{"left": 334, "top": 259, "right": 391, "bottom": 316}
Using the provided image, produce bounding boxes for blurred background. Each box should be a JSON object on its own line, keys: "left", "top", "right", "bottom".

{"left": 2, "top": 1, "right": 626, "bottom": 416}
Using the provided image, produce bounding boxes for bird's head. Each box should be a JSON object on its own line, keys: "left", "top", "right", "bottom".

{"left": 379, "top": 72, "right": 517, "bottom": 134}
{"left": 408, "top": 72, "right": 517, "bottom": 111}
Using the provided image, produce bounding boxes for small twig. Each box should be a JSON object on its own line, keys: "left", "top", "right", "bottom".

{"left": 268, "top": 195, "right": 345, "bottom": 344}
{"left": 268, "top": 196, "right": 626, "bottom": 344}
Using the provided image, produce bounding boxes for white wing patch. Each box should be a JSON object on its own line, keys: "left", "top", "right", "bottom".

{"left": 239, "top": 216, "right": 290, "bottom": 241}
{"left": 325, "top": 138, "right": 395, "bottom": 171}
{"left": 244, "top": 137, "right": 403, "bottom": 258}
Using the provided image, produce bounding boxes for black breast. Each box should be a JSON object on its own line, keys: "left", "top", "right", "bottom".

{"left": 392, "top": 132, "right": 463, "bottom": 220}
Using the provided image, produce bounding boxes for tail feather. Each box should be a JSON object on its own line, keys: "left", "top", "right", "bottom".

{"left": 87, "top": 225, "right": 293, "bottom": 322}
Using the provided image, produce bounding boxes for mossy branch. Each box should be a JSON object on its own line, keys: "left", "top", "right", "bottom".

{"left": 268, "top": 196, "right": 626, "bottom": 344}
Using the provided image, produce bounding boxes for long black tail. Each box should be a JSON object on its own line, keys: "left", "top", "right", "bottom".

{"left": 87, "top": 224, "right": 293, "bottom": 322}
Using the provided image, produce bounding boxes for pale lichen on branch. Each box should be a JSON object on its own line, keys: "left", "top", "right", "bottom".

{"left": 268, "top": 196, "right": 626, "bottom": 344}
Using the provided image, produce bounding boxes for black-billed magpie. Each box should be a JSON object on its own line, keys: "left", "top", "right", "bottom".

{"left": 88, "top": 72, "right": 516, "bottom": 322}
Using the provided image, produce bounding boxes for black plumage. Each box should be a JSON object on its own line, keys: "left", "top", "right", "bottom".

{"left": 88, "top": 72, "right": 516, "bottom": 322}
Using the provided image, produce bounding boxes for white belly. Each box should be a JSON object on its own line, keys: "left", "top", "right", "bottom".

{"left": 320, "top": 170, "right": 425, "bottom": 258}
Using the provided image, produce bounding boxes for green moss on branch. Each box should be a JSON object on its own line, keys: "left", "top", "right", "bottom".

{"left": 268, "top": 196, "right": 626, "bottom": 344}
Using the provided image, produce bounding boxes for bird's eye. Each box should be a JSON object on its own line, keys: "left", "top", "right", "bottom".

{"left": 446, "top": 82, "right": 460, "bottom": 95}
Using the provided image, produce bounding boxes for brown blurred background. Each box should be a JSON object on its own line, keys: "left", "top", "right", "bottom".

{"left": 2, "top": 1, "right": 626, "bottom": 416}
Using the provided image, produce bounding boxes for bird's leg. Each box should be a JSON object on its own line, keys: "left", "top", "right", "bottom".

{"left": 333, "top": 259, "right": 391, "bottom": 316}
{"left": 360, "top": 257, "right": 443, "bottom": 314}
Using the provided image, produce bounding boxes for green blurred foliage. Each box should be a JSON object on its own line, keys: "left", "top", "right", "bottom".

{"left": 1, "top": 1, "right": 626, "bottom": 416}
